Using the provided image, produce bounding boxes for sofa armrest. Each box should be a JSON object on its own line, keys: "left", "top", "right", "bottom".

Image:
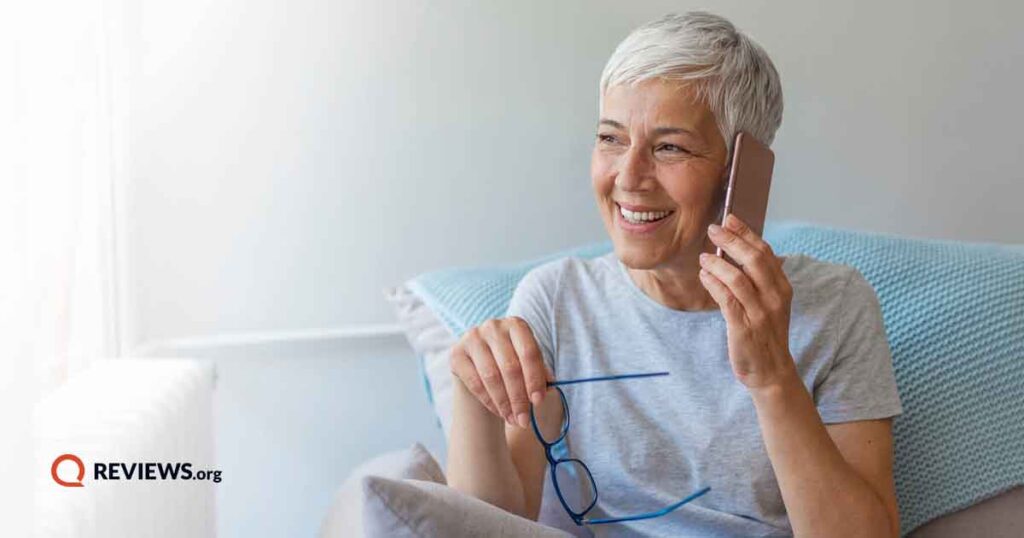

{"left": 908, "top": 486, "right": 1024, "bottom": 538}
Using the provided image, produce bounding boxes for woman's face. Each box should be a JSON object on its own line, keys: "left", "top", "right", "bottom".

{"left": 591, "top": 78, "right": 729, "bottom": 270}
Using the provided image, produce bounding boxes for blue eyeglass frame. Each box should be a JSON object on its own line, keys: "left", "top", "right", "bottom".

{"left": 529, "top": 371, "right": 711, "bottom": 526}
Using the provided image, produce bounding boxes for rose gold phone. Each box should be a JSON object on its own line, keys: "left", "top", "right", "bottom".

{"left": 715, "top": 131, "right": 775, "bottom": 266}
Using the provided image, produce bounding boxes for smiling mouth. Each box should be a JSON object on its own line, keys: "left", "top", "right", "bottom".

{"left": 616, "top": 203, "right": 676, "bottom": 225}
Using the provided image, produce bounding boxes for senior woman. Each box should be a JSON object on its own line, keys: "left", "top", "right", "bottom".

{"left": 446, "top": 11, "right": 903, "bottom": 538}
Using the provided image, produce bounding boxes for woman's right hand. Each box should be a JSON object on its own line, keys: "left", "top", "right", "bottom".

{"left": 450, "top": 316, "right": 554, "bottom": 429}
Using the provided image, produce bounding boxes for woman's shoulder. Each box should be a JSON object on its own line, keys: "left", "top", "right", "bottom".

{"left": 782, "top": 254, "right": 878, "bottom": 309}
{"left": 783, "top": 253, "right": 859, "bottom": 284}
{"left": 515, "top": 251, "right": 616, "bottom": 296}
{"left": 521, "top": 250, "right": 615, "bottom": 279}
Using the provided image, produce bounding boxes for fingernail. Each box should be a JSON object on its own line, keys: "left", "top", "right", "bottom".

{"left": 531, "top": 391, "right": 542, "bottom": 405}
{"left": 708, "top": 223, "right": 722, "bottom": 234}
{"left": 699, "top": 253, "right": 708, "bottom": 262}
{"left": 517, "top": 412, "right": 529, "bottom": 428}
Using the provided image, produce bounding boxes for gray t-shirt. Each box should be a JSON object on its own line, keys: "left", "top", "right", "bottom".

{"left": 506, "top": 251, "right": 903, "bottom": 537}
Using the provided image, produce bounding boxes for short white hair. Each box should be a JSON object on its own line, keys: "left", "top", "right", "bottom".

{"left": 599, "top": 11, "right": 784, "bottom": 154}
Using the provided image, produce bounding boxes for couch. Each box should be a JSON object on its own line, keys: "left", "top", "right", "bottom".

{"left": 322, "top": 221, "right": 1024, "bottom": 537}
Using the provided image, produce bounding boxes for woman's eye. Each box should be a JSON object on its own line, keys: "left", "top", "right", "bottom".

{"left": 596, "top": 133, "right": 618, "bottom": 144}
{"left": 657, "top": 144, "right": 689, "bottom": 154}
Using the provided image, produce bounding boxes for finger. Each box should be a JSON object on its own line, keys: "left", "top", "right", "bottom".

{"left": 724, "top": 214, "right": 786, "bottom": 283}
{"left": 720, "top": 213, "right": 790, "bottom": 317}
{"left": 484, "top": 327, "right": 531, "bottom": 428}
{"left": 450, "top": 345, "right": 502, "bottom": 417}
{"left": 707, "top": 219, "right": 777, "bottom": 293}
{"left": 466, "top": 335, "right": 514, "bottom": 423}
{"left": 699, "top": 252, "right": 766, "bottom": 323}
{"left": 508, "top": 318, "right": 549, "bottom": 407}
{"left": 698, "top": 267, "right": 746, "bottom": 326}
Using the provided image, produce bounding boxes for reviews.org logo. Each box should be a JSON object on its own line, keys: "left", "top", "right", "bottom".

{"left": 51, "top": 453, "right": 223, "bottom": 487}
{"left": 51, "top": 454, "right": 85, "bottom": 487}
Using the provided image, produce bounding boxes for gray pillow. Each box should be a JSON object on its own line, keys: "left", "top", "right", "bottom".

{"left": 319, "top": 442, "right": 444, "bottom": 538}
{"left": 362, "top": 476, "right": 574, "bottom": 538}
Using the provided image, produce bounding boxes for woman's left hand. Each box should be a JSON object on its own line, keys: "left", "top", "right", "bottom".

{"left": 699, "top": 214, "right": 798, "bottom": 391}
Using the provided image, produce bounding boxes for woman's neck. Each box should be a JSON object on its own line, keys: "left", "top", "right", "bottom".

{"left": 624, "top": 237, "right": 720, "bottom": 312}
{"left": 627, "top": 264, "right": 718, "bottom": 311}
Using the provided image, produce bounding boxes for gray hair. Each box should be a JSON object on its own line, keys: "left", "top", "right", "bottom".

{"left": 599, "top": 11, "right": 784, "bottom": 155}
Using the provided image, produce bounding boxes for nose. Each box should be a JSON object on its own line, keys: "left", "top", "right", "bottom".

{"left": 614, "top": 143, "right": 655, "bottom": 191}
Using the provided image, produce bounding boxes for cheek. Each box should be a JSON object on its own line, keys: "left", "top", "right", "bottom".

{"left": 663, "top": 164, "right": 721, "bottom": 204}
{"left": 590, "top": 153, "right": 614, "bottom": 194}
{"left": 661, "top": 172, "right": 722, "bottom": 223}
{"left": 664, "top": 184, "right": 715, "bottom": 207}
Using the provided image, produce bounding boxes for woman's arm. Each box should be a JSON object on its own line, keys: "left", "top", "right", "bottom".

{"left": 700, "top": 214, "right": 898, "bottom": 536}
{"left": 447, "top": 373, "right": 561, "bottom": 521}
{"left": 751, "top": 376, "right": 899, "bottom": 538}
{"left": 446, "top": 375, "right": 528, "bottom": 516}
{"left": 445, "top": 317, "right": 561, "bottom": 520}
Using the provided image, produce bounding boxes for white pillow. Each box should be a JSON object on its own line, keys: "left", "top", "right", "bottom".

{"left": 384, "top": 284, "right": 460, "bottom": 442}
{"left": 319, "top": 442, "right": 444, "bottom": 538}
{"left": 361, "top": 476, "right": 575, "bottom": 538}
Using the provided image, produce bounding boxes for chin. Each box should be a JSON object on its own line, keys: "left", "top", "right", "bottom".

{"left": 612, "top": 240, "right": 667, "bottom": 270}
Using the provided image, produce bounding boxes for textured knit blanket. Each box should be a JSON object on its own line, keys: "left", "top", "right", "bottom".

{"left": 407, "top": 220, "right": 1024, "bottom": 535}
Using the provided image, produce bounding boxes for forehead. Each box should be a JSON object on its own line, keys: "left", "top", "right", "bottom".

{"left": 600, "top": 78, "right": 714, "bottom": 128}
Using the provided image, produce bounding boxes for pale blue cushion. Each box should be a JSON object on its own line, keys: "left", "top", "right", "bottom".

{"left": 402, "top": 220, "right": 1024, "bottom": 536}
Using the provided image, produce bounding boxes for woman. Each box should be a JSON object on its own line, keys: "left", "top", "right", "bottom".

{"left": 446, "top": 11, "right": 903, "bottom": 537}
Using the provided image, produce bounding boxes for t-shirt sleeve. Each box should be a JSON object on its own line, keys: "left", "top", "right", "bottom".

{"left": 504, "top": 262, "right": 560, "bottom": 377}
{"left": 814, "top": 268, "right": 904, "bottom": 424}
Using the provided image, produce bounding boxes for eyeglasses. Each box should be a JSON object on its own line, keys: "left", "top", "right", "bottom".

{"left": 529, "top": 371, "right": 711, "bottom": 526}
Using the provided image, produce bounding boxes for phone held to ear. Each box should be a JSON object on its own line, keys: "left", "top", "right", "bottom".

{"left": 716, "top": 131, "right": 775, "bottom": 267}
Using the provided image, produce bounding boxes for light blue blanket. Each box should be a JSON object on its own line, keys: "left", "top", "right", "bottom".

{"left": 407, "top": 220, "right": 1024, "bottom": 535}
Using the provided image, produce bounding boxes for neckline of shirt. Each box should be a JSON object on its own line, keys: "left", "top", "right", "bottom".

{"left": 601, "top": 251, "right": 799, "bottom": 323}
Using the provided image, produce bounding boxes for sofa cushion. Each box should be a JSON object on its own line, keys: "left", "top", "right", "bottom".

{"left": 361, "top": 476, "right": 574, "bottom": 538}
{"left": 319, "top": 442, "right": 444, "bottom": 538}
{"left": 908, "top": 485, "right": 1024, "bottom": 538}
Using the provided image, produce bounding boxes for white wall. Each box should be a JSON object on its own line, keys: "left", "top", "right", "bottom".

{"left": 126, "top": 0, "right": 1024, "bottom": 348}
{"left": 121, "top": 0, "right": 1024, "bottom": 536}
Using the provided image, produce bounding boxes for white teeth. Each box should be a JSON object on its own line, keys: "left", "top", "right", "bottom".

{"left": 619, "top": 205, "right": 673, "bottom": 224}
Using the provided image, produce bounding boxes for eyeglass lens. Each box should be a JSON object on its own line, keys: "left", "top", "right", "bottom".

{"left": 555, "top": 460, "right": 597, "bottom": 514}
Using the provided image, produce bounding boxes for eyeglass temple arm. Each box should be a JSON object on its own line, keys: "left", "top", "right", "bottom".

{"left": 581, "top": 486, "right": 711, "bottom": 525}
{"left": 547, "top": 371, "right": 669, "bottom": 387}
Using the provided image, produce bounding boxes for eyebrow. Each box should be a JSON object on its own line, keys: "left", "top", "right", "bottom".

{"left": 598, "top": 118, "right": 698, "bottom": 137}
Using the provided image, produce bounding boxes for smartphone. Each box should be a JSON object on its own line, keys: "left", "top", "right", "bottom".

{"left": 715, "top": 131, "right": 775, "bottom": 266}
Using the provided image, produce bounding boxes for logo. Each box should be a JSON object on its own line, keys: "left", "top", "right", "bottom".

{"left": 49, "top": 453, "right": 223, "bottom": 486}
{"left": 52, "top": 453, "right": 86, "bottom": 487}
